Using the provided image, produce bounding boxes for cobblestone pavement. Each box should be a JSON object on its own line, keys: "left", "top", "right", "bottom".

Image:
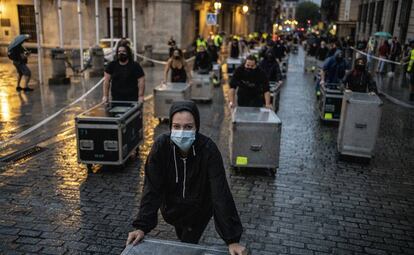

{"left": 0, "top": 48, "right": 414, "bottom": 254}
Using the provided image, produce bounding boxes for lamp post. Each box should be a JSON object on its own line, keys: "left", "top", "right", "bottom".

{"left": 214, "top": 1, "right": 222, "bottom": 12}
{"left": 242, "top": 5, "right": 249, "bottom": 14}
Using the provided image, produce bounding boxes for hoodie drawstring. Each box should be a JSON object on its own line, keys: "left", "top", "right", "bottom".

{"left": 173, "top": 145, "right": 195, "bottom": 198}
{"left": 182, "top": 158, "right": 186, "bottom": 199}
{"left": 173, "top": 146, "right": 178, "bottom": 183}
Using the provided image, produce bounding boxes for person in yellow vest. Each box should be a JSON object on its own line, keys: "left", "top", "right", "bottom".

{"left": 194, "top": 35, "right": 207, "bottom": 53}
{"left": 213, "top": 33, "right": 223, "bottom": 48}
{"left": 405, "top": 40, "right": 414, "bottom": 101}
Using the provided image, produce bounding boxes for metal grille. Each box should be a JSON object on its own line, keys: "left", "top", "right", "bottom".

{"left": 17, "top": 5, "right": 37, "bottom": 42}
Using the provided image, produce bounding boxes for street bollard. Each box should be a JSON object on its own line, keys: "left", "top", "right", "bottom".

{"left": 141, "top": 45, "right": 154, "bottom": 67}
{"left": 89, "top": 46, "right": 104, "bottom": 77}
{"left": 48, "top": 48, "right": 71, "bottom": 85}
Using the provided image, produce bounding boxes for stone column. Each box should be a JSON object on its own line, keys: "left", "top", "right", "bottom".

{"left": 144, "top": 0, "right": 193, "bottom": 55}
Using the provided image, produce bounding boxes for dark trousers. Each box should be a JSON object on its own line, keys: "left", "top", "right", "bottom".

{"left": 174, "top": 213, "right": 212, "bottom": 244}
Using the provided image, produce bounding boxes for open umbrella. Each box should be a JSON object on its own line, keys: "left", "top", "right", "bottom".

{"left": 374, "top": 31, "right": 392, "bottom": 38}
{"left": 7, "top": 34, "right": 30, "bottom": 52}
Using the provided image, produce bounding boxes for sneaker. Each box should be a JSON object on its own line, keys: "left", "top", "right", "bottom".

{"left": 16, "top": 86, "right": 23, "bottom": 91}
{"left": 23, "top": 87, "right": 34, "bottom": 92}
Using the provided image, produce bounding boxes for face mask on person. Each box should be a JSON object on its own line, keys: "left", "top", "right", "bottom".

{"left": 118, "top": 53, "right": 128, "bottom": 62}
{"left": 170, "top": 130, "right": 196, "bottom": 152}
{"left": 335, "top": 54, "right": 343, "bottom": 62}
{"left": 266, "top": 54, "right": 273, "bottom": 61}
{"left": 355, "top": 65, "right": 365, "bottom": 71}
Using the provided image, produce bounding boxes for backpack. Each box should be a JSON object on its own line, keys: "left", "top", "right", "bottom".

{"left": 7, "top": 49, "right": 19, "bottom": 61}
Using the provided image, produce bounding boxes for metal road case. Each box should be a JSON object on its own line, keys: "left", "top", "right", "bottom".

{"left": 270, "top": 82, "right": 282, "bottom": 112}
{"left": 213, "top": 63, "right": 221, "bottom": 83}
{"left": 319, "top": 83, "right": 343, "bottom": 122}
{"left": 191, "top": 71, "right": 213, "bottom": 101}
{"left": 226, "top": 57, "right": 242, "bottom": 77}
{"left": 121, "top": 238, "right": 228, "bottom": 255}
{"left": 304, "top": 55, "right": 317, "bottom": 73}
{"left": 154, "top": 82, "right": 191, "bottom": 120}
{"left": 337, "top": 91, "right": 383, "bottom": 158}
{"left": 75, "top": 101, "right": 143, "bottom": 170}
{"left": 230, "top": 107, "right": 282, "bottom": 174}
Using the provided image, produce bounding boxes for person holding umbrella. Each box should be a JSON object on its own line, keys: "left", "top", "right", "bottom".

{"left": 7, "top": 34, "right": 33, "bottom": 92}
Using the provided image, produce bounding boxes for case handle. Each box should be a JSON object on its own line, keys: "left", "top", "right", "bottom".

{"left": 250, "top": 144, "right": 262, "bottom": 152}
{"left": 355, "top": 123, "right": 367, "bottom": 129}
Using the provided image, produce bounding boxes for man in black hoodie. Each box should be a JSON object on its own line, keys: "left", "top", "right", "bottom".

{"left": 127, "top": 101, "right": 246, "bottom": 255}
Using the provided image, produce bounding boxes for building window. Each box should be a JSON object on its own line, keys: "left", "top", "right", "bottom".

{"left": 399, "top": 0, "right": 412, "bottom": 43}
{"left": 375, "top": 1, "right": 384, "bottom": 31}
{"left": 389, "top": 0, "right": 399, "bottom": 33}
{"left": 107, "top": 8, "right": 128, "bottom": 38}
{"left": 357, "top": 4, "right": 363, "bottom": 31}
{"left": 195, "top": 10, "right": 200, "bottom": 37}
{"left": 17, "top": 5, "right": 37, "bottom": 42}
{"left": 368, "top": 2, "right": 375, "bottom": 35}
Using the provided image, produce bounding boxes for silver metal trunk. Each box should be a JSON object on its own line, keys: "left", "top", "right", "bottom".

{"left": 154, "top": 82, "right": 191, "bottom": 119}
{"left": 337, "top": 91, "right": 383, "bottom": 158}
{"left": 230, "top": 107, "right": 282, "bottom": 170}
{"left": 121, "top": 239, "right": 228, "bottom": 255}
{"left": 226, "top": 57, "right": 242, "bottom": 77}
{"left": 191, "top": 71, "right": 213, "bottom": 101}
{"left": 270, "top": 82, "right": 281, "bottom": 112}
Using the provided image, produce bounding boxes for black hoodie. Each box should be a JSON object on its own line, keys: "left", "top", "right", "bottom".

{"left": 133, "top": 101, "right": 243, "bottom": 245}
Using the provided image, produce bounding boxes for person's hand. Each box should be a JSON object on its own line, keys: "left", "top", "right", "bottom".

{"left": 126, "top": 229, "right": 145, "bottom": 246}
{"left": 102, "top": 96, "right": 108, "bottom": 103}
{"left": 278, "top": 80, "right": 283, "bottom": 86}
{"left": 320, "top": 80, "right": 325, "bottom": 86}
{"left": 228, "top": 243, "right": 247, "bottom": 255}
{"left": 228, "top": 101, "right": 235, "bottom": 110}
{"left": 265, "top": 104, "right": 273, "bottom": 110}
{"left": 188, "top": 80, "right": 193, "bottom": 86}
{"left": 138, "top": 96, "right": 145, "bottom": 104}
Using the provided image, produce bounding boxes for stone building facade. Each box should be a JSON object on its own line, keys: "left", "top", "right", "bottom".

{"left": 336, "top": 0, "right": 361, "bottom": 39}
{"left": 355, "top": 0, "right": 414, "bottom": 43}
{"left": 0, "top": 0, "right": 266, "bottom": 56}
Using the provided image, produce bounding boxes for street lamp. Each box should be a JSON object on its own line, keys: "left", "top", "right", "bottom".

{"left": 214, "top": 1, "right": 222, "bottom": 11}
{"left": 242, "top": 5, "right": 249, "bottom": 14}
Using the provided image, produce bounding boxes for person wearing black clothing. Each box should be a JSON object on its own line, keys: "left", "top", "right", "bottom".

{"left": 258, "top": 50, "right": 283, "bottom": 84}
{"left": 164, "top": 48, "right": 192, "bottom": 83}
{"left": 228, "top": 38, "right": 241, "bottom": 58}
{"left": 390, "top": 37, "right": 402, "bottom": 73}
{"left": 207, "top": 40, "right": 219, "bottom": 63}
{"left": 127, "top": 101, "right": 246, "bottom": 255}
{"left": 10, "top": 44, "right": 33, "bottom": 92}
{"left": 342, "top": 58, "right": 377, "bottom": 93}
{"left": 193, "top": 46, "right": 212, "bottom": 74}
{"left": 316, "top": 41, "right": 329, "bottom": 61}
{"left": 272, "top": 40, "right": 286, "bottom": 61}
{"left": 327, "top": 41, "right": 341, "bottom": 58}
{"left": 103, "top": 44, "right": 145, "bottom": 102}
{"left": 229, "top": 55, "right": 272, "bottom": 109}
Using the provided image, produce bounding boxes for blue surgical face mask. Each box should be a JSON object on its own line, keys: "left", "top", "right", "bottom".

{"left": 170, "top": 130, "right": 196, "bottom": 152}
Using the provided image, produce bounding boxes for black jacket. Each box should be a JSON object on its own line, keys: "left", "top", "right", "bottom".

{"left": 193, "top": 52, "right": 212, "bottom": 72}
{"left": 133, "top": 102, "right": 243, "bottom": 245}
{"left": 342, "top": 70, "right": 377, "bottom": 93}
{"left": 258, "top": 59, "right": 283, "bottom": 82}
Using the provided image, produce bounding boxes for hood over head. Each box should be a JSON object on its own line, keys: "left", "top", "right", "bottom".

{"left": 169, "top": 101, "right": 200, "bottom": 132}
